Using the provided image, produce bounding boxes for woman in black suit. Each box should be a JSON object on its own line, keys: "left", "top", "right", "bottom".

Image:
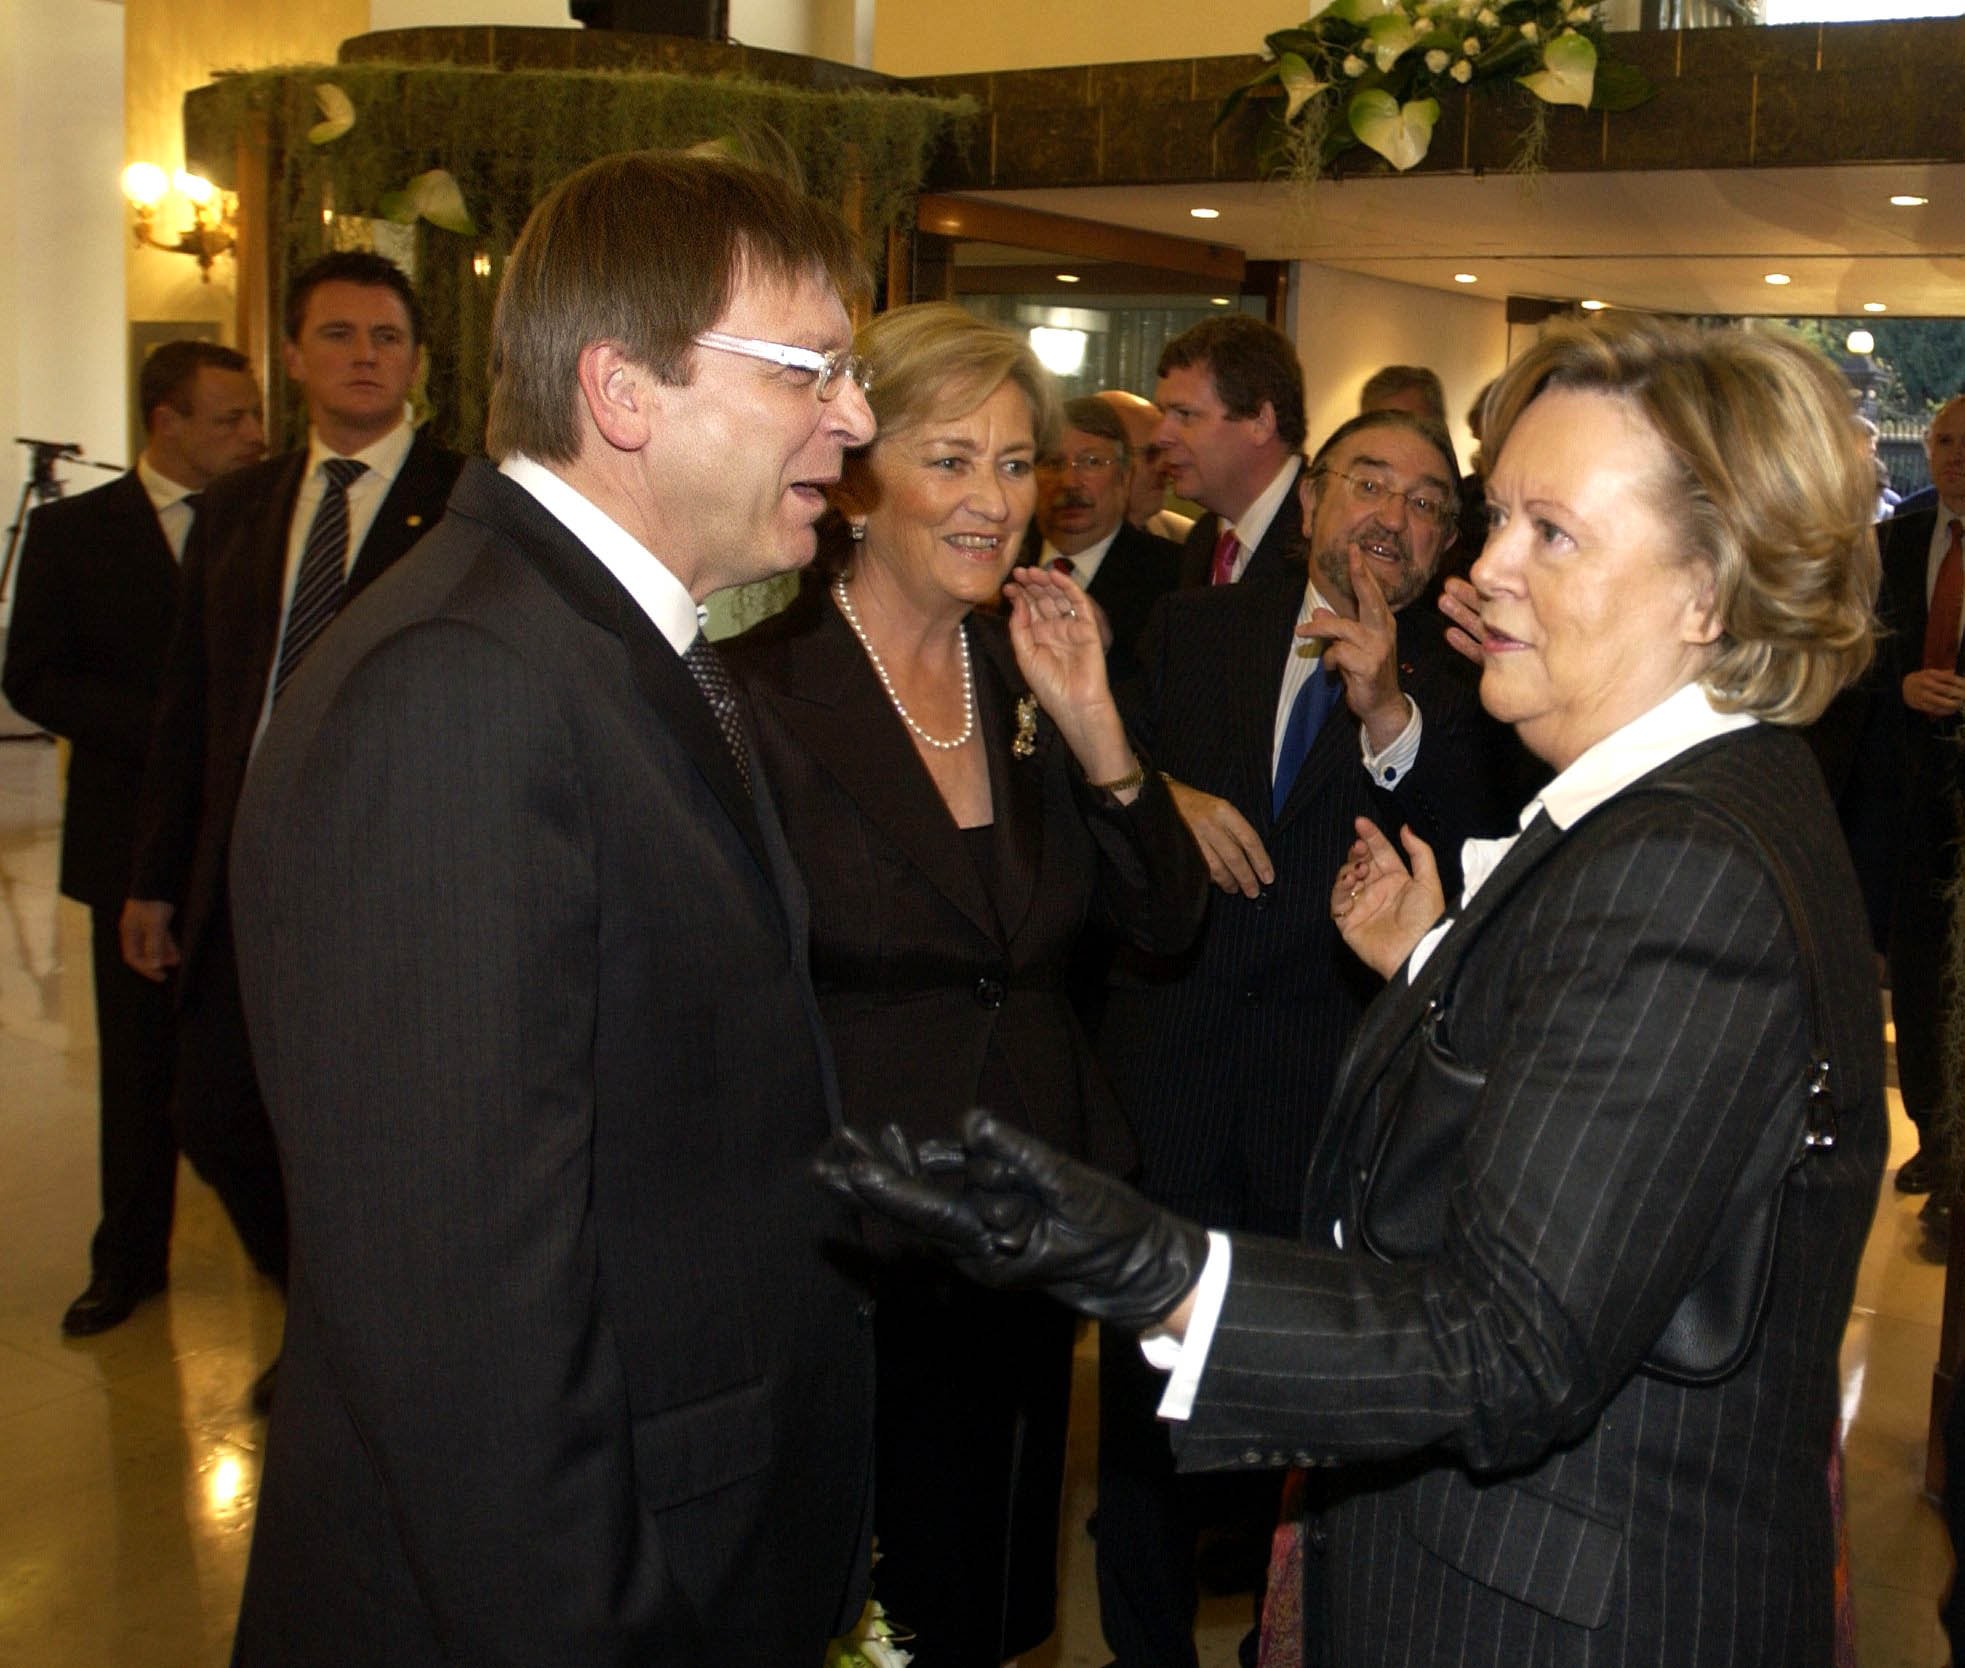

{"left": 821, "top": 315, "right": 1887, "bottom": 1667}
{"left": 726, "top": 302, "right": 1207, "bottom": 1666}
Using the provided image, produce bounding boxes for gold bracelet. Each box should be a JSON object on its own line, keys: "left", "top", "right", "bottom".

{"left": 1090, "top": 759, "right": 1147, "bottom": 795}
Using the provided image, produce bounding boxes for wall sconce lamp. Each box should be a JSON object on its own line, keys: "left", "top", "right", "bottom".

{"left": 121, "top": 163, "right": 238, "bottom": 282}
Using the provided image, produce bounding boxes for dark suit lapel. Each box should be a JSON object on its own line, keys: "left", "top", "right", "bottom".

{"left": 448, "top": 462, "right": 774, "bottom": 877}
{"left": 763, "top": 598, "right": 1001, "bottom": 943}
{"left": 1224, "top": 575, "right": 1309, "bottom": 832}
{"left": 106, "top": 472, "right": 180, "bottom": 607}
{"left": 973, "top": 625, "right": 1042, "bottom": 945}
{"left": 1319, "top": 810, "right": 1567, "bottom": 1154}
{"left": 348, "top": 430, "right": 451, "bottom": 594}
{"left": 245, "top": 453, "right": 308, "bottom": 695}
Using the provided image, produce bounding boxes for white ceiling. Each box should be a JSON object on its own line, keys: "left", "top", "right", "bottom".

{"left": 968, "top": 159, "right": 1965, "bottom": 317}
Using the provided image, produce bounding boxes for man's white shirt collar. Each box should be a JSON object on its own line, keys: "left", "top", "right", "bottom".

{"left": 136, "top": 455, "right": 200, "bottom": 515}
{"left": 1220, "top": 453, "right": 1304, "bottom": 563}
{"left": 305, "top": 415, "right": 416, "bottom": 488}
{"left": 1040, "top": 523, "right": 1121, "bottom": 588}
{"left": 499, "top": 454, "right": 700, "bottom": 655}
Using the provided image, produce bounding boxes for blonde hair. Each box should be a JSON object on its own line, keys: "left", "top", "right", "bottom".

{"left": 1481, "top": 316, "right": 1877, "bottom": 725}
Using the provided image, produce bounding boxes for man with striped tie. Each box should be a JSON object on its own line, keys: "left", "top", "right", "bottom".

{"left": 123, "top": 253, "right": 462, "bottom": 1399}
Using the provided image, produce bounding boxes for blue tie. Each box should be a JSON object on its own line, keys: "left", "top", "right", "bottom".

{"left": 1273, "top": 660, "right": 1339, "bottom": 816}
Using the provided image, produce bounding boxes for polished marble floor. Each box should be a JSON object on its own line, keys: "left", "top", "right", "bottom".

{"left": 0, "top": 726, "right": 1951, "bottom": 1667}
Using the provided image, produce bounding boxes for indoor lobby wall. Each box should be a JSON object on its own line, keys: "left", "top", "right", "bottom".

{"left": 1288, "top": 264, "right": 1509, "bottom": 479}
{"left": 2, "top": 0, "right": 126, "bottom": 624}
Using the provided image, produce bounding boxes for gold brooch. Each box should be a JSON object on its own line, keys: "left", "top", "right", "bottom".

{"left": 1012, "top": 694, "right": 1038, "bottom": 758}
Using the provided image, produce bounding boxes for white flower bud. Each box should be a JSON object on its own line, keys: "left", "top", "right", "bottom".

{"left": 1425, "top": 48, "right": 1450, "bottom": 71}
{"left": 1343, "top": 53, "right": 1368, "bottom": 76}
{"left": 1450, "top": 57, "right": 1474, "bottom": 81}
{"left": 1520, "top": 19, "right": 1539, "bottom": 39}
{"left": 1462, "top": 34, "right": 1481, "bottom": 52}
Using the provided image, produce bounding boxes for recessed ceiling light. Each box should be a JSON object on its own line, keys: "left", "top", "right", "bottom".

{"left": 1763, "top": 273, "right": 1791, "bottom": 286}
{"left": 1453, "top": 273, "right": 1478, "bottom": 284}
{"left": 1890, "top": 194, "right": 1929, "bottom": 207}
{"left": 1580, "top": 298, "right": 1608, "bottom": 311}
{"left": 1210, "top": 296, "right": 1231, "bottom": 306}
{"left": 1056, "top": 272, "right": 1080, "bottom": 283}
{"left": 1863, "top": 301, "right": 1888, "bottom": 313}
{"left": 1189, "top": 207, "right": 1220, "bottom": 220}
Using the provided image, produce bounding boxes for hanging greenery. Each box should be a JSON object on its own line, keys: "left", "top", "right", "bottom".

{"left": 184, "top": 62, "right": 975, "bottom": 453}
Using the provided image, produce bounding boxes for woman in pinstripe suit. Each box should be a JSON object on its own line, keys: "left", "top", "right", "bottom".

{"left": 824, "top": 315, "right": 1887, "bottom": 1667}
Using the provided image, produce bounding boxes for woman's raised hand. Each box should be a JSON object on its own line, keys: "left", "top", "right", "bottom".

{"left": 1330, "top": 816, "right": 1447, "bottom": 979}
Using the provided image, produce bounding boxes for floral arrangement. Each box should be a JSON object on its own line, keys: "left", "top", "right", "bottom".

{"left": 1220, "top": 0, "right": 1651, "bottom": 176}
{"left": 825, "top": 1598, "right": 913, "bottom": 1668}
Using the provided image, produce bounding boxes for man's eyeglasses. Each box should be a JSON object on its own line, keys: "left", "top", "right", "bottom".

{"left": 1035, "top": 450, "right": 1121, "bottom": 476}
{"left": 692, "top": 331, "right": 871, "bottom": 402}
{"left": 1316, "top": 468, "right": 1453, "bottom": 530}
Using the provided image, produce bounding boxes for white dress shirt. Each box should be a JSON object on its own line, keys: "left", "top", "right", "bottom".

{"left": 1216, "top": 455, "right": 1303, "bottom": 583}
{"left": 1272, "top": 576, "right": 1422, "bottom": 790}
{"left": 136, "top": 455, "right": 201, "bottom": 561}
{"left": 1147, "top": 679, "right": 1759, "bottom": 1420}
{"left": 500, "top": 453, "right": 702, "bottom": 653}
{"left": 1039, "top": 523, "right": 1121, "bottom": 592}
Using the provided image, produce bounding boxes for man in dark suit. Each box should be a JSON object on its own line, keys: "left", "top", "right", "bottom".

{"left": 1152, "top": 315, "right": 1308, "bottom": 590}
{"left": 123, "top": 252, "right": 463, "bottom": 1328}
{"left": 1093, "top": 410, "right": 1510, "bottom": 1668}
{"left": 224, "top": 151, "right": 878, "bottom": 1663}
{"left": 1876, "top": 393, "right": 1965, "bottom": 1198}
{"left": 3, "top": 340, "right": 264, "bottom": 1335}
{"left": 1032, "top": 395, "right": 1181, "bottom": 686}
{"left": 1097, "top": 388, "right": 1193, "bottom": 544}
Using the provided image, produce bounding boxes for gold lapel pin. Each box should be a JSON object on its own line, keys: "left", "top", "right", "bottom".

{"left": 406, "top": 514, "right": 423, "bottom": 528}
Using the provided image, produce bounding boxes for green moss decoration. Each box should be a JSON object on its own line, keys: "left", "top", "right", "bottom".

{"left": 184, "top": 62, "right": 974, "bottom": 453}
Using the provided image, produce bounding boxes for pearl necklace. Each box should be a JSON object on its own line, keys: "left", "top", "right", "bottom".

{"left": 832, "top": 576, "right": 975, "bottom": 751}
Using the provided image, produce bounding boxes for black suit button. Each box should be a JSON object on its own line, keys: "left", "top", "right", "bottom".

{"left": 857, "top": 1300, "right": 875, "bottom": 1323}
{"left": 1252, "top": 891, "right": 1270, "bottom": 911}
{"left": 1239, "top": 988, "right": 1261, "bottom": 1008}
{"left": 974, "top": 977, "right": 1006, "bottom": 1009}
{"left": 1308, "top": 1523, "right": 1330, "bottom": 1554}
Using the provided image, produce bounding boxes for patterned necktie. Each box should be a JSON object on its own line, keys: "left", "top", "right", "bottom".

{"left": 1272, "top": 660, "right": 1339, "bottom": 816}
{"left": 1925, "top": 517, "right": 1964, "bottom": 671}
{"left": 1209, "top": 526, "right": 1240, "bottom": 586}
{"left": 273, "top": 457, "right": 367, "bottom": 702}
{"left": 684, "top": 634, "right": 752, "bottom": 796}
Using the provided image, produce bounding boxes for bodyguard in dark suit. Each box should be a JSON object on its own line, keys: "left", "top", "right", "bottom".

{"left": 821, "top": 316, "right": 1888, "bottom": 1668}
{"left": 1874, "top": 394, "right": 1965, "bottom": 1197}
{"left": 1093, "top": 411, "right": 1509, "bottom": 1668}
{"left": 1152, "top": 314, "right": 1309, "bottom": 590}
{"left": 226, "top": 151, "right": 879, "bottom": 1664}
{"left": 3, "top": 340, "right": 264, "bottom": 1335}
{"left": 1031, "top": 394, "right": 1181, "bottom": 686}
{"left": 124, "top": 254, "right": 462, "bottom": 1304}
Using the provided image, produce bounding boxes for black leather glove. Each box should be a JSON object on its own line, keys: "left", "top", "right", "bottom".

{"left": 815, "top": 1109, "right": 1208, "bottom": 1331}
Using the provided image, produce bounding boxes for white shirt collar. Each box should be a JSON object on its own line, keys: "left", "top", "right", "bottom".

{"left": 1039, "top": 522, "right": 1122, "bottom": 587}
{"left": 136, "top": 454, "right": 199, "bottom": 515}
{"left": 1223, "top": 454, "right": 1304, "bottom": 557}
{"left": 1529, "top": 680, "right": 1758, "bottom": 834}
{"left": 498, "top": 453, "right": 701, "bottom": 656}
{"left": 304, "top": 415, "right": 416, "bottom": 487}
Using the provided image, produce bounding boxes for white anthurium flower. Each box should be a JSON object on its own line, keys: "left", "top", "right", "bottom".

{"left": 1520, "top": 20, "right": 1540, "bottom": 41}
{"left": 1348, "top": 89, "right": 1440, "bottom": 168}
{"left": 1518, "top": 28, "right": 1597, "bottom": 106}
{"left": 1342, "top": 52, "right": 1369, "bottom": 76}
{"left": 1368, "top": 13, "right": 1421, "bottom": 72}
{"left": 1451, "top": 57, "right": 1474, "bottom": 81}
{"left": 378, "top": 168, "right": 478, "bottom": 235}
{"left": 1425, "top": 48, "right": 1451, "bottom": 72}
{"left": 307, "top": 83, "right": 355, "bottom": 145}
{"left": 1278, "top": 53, "right": 1330, "bottom": 121}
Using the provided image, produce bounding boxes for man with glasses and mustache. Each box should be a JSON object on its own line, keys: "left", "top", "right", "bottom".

{"left": 1032, "top": 395, "right": 1181, "bottom": 686}
{"left": 1091, "top": 409, "right": 1512, "bottom": 1668}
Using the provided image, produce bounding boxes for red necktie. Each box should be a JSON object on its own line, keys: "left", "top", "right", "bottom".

{"left": 1927, "top": 518, "right": 1964, "bottom": 671}
{"left": 1049, "top": 555, "right": 1075, "bottom": 578}
{"left": 1209, "top": 526, "right": 1240, "bottom": 586}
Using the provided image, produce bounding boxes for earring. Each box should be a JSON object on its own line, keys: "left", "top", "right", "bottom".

{"left": 849, "top": 518, "right": 867, "bottom": 543}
